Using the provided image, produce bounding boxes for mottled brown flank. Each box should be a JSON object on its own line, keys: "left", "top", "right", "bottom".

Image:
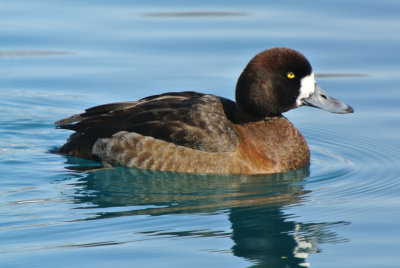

{"left": 92, "top": 116, "right": 309, "bottom": 174}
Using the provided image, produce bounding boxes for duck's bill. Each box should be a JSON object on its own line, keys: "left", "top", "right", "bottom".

{"left": 303, "top": 85, "right": 354, "bottom": 114}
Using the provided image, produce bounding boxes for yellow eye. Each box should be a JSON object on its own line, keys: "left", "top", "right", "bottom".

{"left": 287, "top": 72, "right": 295, "bottom": 79}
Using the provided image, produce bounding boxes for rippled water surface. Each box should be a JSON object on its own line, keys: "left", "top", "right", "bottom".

{"left": 1, "top": 1, "right": 400, "bottom": 267}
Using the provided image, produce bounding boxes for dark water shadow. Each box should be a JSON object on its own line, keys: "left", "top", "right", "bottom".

{"left": 66, "top": 163, "right": 348, "bottom": 267}
{"left": 0, "top": 50, "right": 71, "bottom": 57}
{"left": 140, "top": 11, "right": 250, "bottom": 18}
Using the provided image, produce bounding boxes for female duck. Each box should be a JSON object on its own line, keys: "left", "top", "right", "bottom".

{"left": 56, "top": 47, "right": 353, "bottom": 174}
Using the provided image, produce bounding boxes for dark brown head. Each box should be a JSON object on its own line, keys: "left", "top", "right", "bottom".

{"left": 235, "top": 47, "right": 354, "bottom": 117}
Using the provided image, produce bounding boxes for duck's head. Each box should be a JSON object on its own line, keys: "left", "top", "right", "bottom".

{"left": 235, "top": 47, "right": 354, "bottom": 117}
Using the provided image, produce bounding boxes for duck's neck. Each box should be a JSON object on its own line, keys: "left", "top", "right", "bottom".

{"left": 235, "top": 105, "right": 272, "bottom": 125}
{"left": 234, "top": 105, "right": 281, "bottom": 124}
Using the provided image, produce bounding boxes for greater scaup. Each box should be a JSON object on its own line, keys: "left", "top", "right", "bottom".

{"left": 55, "top": 47, "right": 353, "bottom": 174}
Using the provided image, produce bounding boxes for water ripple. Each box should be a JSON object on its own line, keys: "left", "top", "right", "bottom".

{"left": 304, "top": 127, "right": 400, "bottom": 202}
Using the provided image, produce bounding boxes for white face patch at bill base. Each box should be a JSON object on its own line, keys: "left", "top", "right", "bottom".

{"left": 296, "top": 72, "right": 316, "bottom": 106}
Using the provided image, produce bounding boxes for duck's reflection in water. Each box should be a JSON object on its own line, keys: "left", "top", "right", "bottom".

{"left": 68, "top": 163, "right": 348, "bottom": 267}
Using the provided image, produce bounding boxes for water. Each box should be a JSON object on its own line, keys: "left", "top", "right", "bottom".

{"left": 1, "top": 0, "right": 400, "bottom": 267}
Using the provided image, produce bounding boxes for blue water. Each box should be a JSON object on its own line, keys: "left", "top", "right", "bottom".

{"left": 1, "top": 0, "right": 400, "bottom": 267}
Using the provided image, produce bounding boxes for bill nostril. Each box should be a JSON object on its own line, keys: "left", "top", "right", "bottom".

{"left": 321, "top": 94, "right": 327, "bottom": 99}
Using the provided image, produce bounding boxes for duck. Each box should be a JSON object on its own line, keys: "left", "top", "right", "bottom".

{"left": 55, "top": 47, "right": 353, "bottom": 174}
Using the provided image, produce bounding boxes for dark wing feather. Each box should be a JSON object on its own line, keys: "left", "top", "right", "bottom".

{"left": 55, "top": 101, "right": 138, "bottom": 125}
{"left": 56, "top": 91, "right": 239, "bottom": 153}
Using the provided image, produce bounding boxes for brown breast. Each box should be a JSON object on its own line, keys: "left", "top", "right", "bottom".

{"left": 233, "top": 116, "right": 310, "bottom": 173}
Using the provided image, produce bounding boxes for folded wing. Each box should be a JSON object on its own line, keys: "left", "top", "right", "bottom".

{"left": 56, "top": 91, "right": 239, "bottom": 157}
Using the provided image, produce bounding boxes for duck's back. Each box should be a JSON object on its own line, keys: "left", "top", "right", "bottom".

{"left": 56, "top": 91, "right": 240, "bottom": 159}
